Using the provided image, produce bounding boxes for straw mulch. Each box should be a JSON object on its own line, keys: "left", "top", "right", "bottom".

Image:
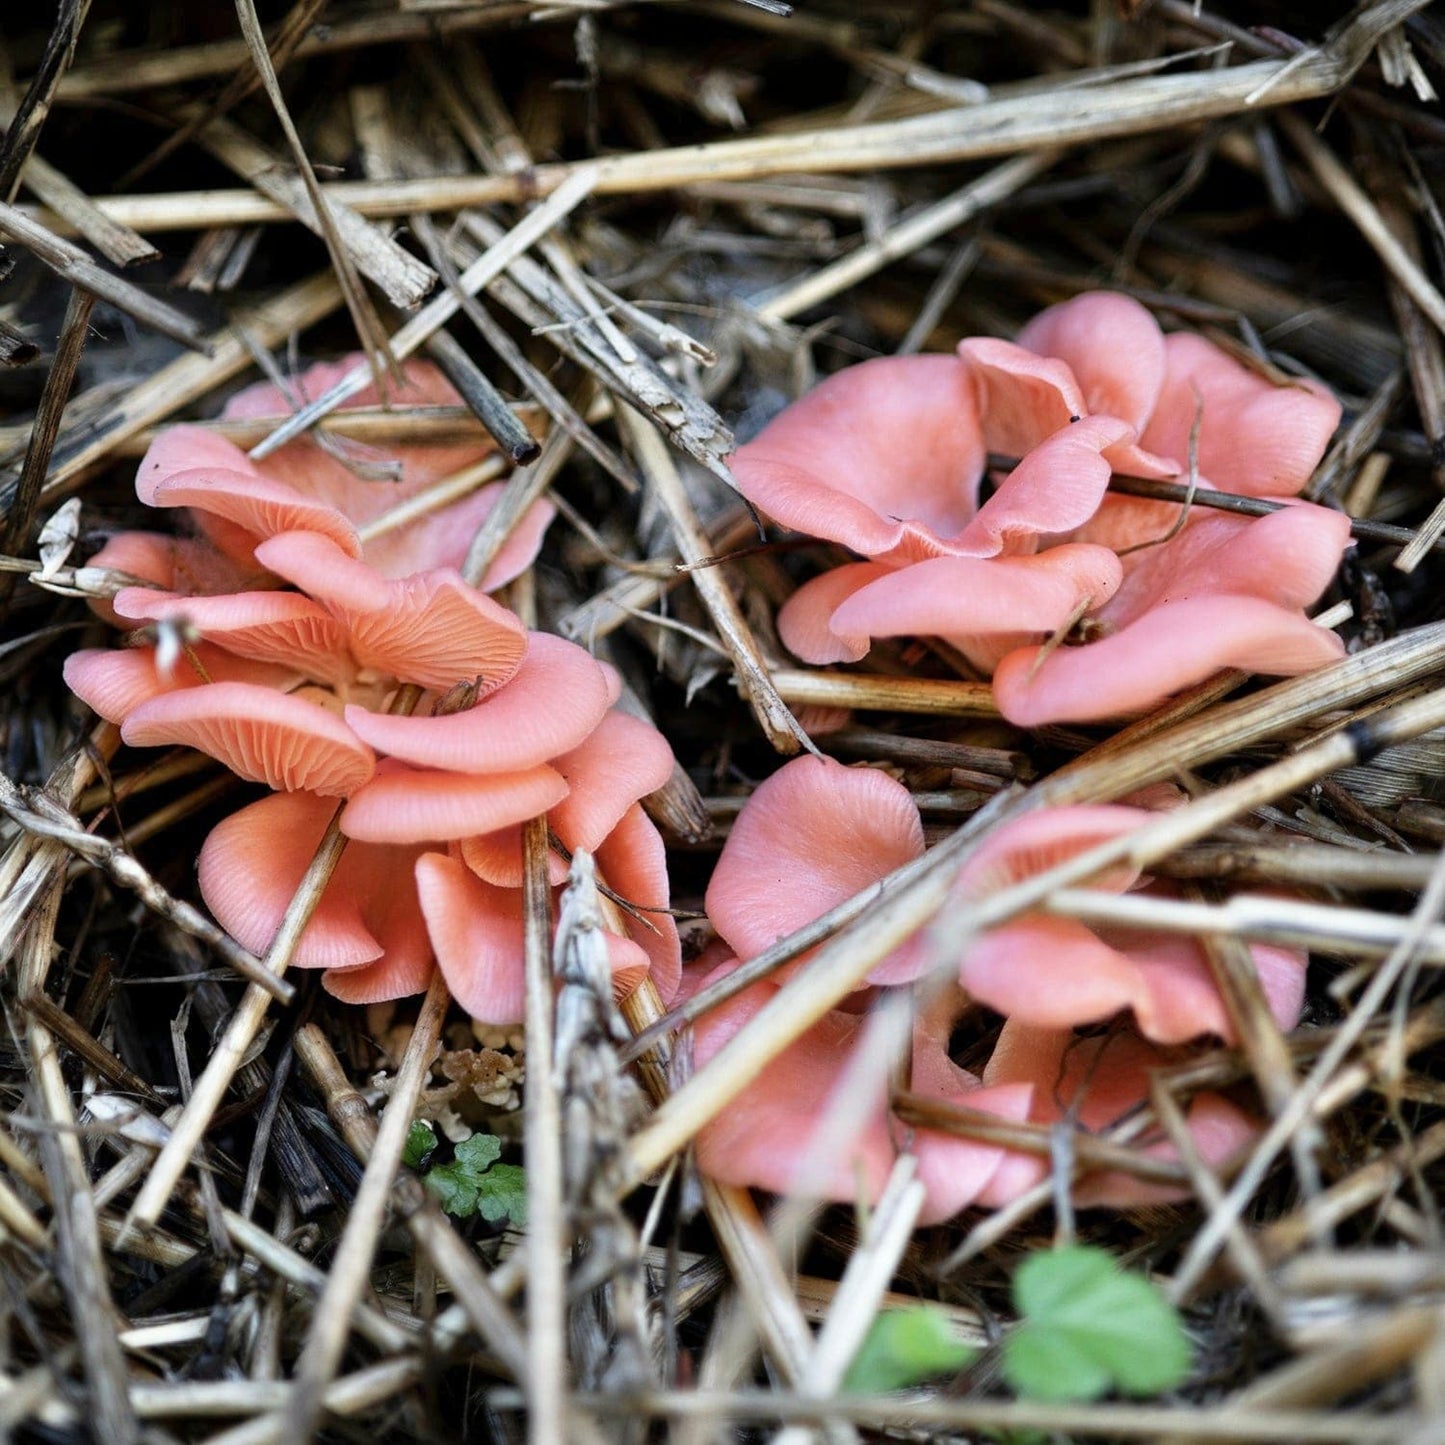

{"left": 2, "top": 0, "right": 1445, "bottom": 1439}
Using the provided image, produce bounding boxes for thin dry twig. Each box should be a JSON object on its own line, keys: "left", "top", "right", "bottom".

{"left": 0, "top": 199, "right": 207, "bottom": 351}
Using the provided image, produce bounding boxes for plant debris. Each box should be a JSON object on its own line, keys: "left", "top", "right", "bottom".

{"left": 3, "top": 1, "right": 1445, "bottom": 1441}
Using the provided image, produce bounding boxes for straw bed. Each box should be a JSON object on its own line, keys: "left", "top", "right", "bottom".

{"left": 3, "top": 1, "right": 1445, "bottom": 1441}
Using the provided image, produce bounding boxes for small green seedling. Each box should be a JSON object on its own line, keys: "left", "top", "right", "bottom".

{"left": 843, "top": 1306, "right": 975, "bottom": 1394}
{"left": 406, "top": 1122, "right": 529, "bottom": 1225}
{"left": 1003, "top": 1244, "right": 1191, "bottom": 1403}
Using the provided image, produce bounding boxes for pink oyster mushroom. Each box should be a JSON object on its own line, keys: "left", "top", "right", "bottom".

{"left": 983, "top": 1022, "right": 1265, "bottom": 1209}
{"left": 86, "top": 354, "right": 553, "bottom": 610}
{"left": 69, "top": 620, "right": 681, "bottom": 1016}
{"left": 691, "top": 963, "right": 1043, "bottom": 1223}
{"left": 949, "top": 804, "right": 1307, "bottom": 1047}
{"left": 64, "top": 369, "right": 680, "bottom": 1019}
{"left": 727, "top": 292, "right": 1349, "bottom": 724}
{"left": 694, "top": 756, "right": 1302, "bottom": 1212}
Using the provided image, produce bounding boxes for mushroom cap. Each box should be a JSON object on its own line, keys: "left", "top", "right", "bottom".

{"left": 146, "top": 462, "right": 362, "bottom": 561}
{"left": 323, "top": 951, "right": 437, "bottom": 1005}
{"left": 690, "top": 964, "right": 1045, "bottom": 1219}
{"left": 1015, "top": 290, "right": 1167, "bottom": 433}
{"left": 198, "top": 790, "right": 432, "bottom": 975}
{"left": 122, "top": 682, "right": 375, "bottom": 795}
{"left": 958, "top": 337, "right": 1090, "bottom": 461}
{"left": 112, "top": 586, "right": 354, "bottom": 686}
{"left": 255, "top": 531, "right": 527, "bottom": 693}
{"left": 1103, "top": 503, "right": 1352, "bottom": 626}
{"left": 221, "top": 356, "right": 555, "bottom": 582}
{"left": 548, "top": 710, "right": 677, "bottom": 856}
{"left": 415, "top": 848, "right": 657, "bottom": 1021}
{"left": 991, "top": 502, "right": 1350, "bottom": 725}
{"left": 415, "top": 851, "right": 530, "bottom": 1023}
{"left": 1139, "top": 332, "right": 1342, "bottom": 497}
{"left": 691, "top": 968, "right": 897, "bottom": 1203}
{"left": 456, "top": 825, "right": 554, "bottom": 889}
{"left": 135, "top": 424, "right": 266, "bottom": 505}
{"left": 958, "top": 910, "right": 1306, "bottom": 1044}
{"left": 64, "top": 645, "right": 299, "bottom": 725}
{"left": 594, "top": 803, "right": 682, "bottom": 1004}
{"left": 705, "top": 756, "right": 926, "bottom": 986}
{"left": 993, "top": 595, "right": 1346, "bottom": 726}
{"left": 959, "top": 289, "right": 1339, "bottom": 495}
{"left": 908, "top": 1037, "right": 1043, "bottom": 1222}
{"left": 776, "top": 562, "right": 892, "bottom": 665}
{"left": 341, "top": 758, "right": 568, "bottom": 844}
{"left": 85, "top": 529, "right": 268, "bottom": 625}
{"left": 829, "top": 544, "right": 1123, "bottom": 651}
{"left": 955, "top": 804, "right": 1151, "bottom": 897}
{"left": 728, "top": 353, "right": 987, "bottom": 565}
{"left": 985, "top": 1020, "right": 1262, "bottom": 1208}
{"left": 950, "top": 414, "right": 1133, "bottom": 558}
{"left": 345, "top": 632, "right": 612, "bottom": 773}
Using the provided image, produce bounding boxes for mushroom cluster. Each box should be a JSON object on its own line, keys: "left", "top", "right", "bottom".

{"left": 729, "top": 291, "right": 1350, "bottom": 725}
{"left": 64, "top": 359, "right": 680, "bottom": 1018}
{"left": 695, "top": 756, "right": 1304, "bottom": 1218}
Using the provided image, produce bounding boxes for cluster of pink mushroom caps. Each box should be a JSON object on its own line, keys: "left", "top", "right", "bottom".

{"left": 729, "top": 290, "right": 1351, "bottom": 725}
{"left": 694, "top": 757, "right": 1306, "bottom": 1215}
{"left": 692, "top": 292, "right": 1341, "bottom": 1214}
{"left": 62, "top": 292, "right": 1349, "bottom": 1221}
{"left": 64, "top": 359, "right": 680, "bottom": 1018}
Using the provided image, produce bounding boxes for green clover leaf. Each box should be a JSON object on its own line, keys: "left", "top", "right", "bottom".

{"left": 843, "top": 1307, "right": 975, "bottom": 1394}
{"left": 1003, "top": 1245, "right": 1192, "bottom": 1402}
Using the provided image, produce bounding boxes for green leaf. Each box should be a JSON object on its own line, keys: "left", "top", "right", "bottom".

{"left": 403, "top": 1121, "right": 438, "bottom": 1172}
{"left": 423, "top": 1133, "right": 506, "bottom": 1218}
{"left": 842, "top": 1307, "right": 975, "bottom": 1394}
{"left": 424, "top": 1158, "right": 478, "bottom": 1216}
{"left": 474, "top": 1162, "right": 528, "bottom": 1225}
{"left": 1003, "top": 1245, "right": 1192, "bottom": 1403}
{"left": 453, "top": 1133, "right": 503, "bottom": 1174}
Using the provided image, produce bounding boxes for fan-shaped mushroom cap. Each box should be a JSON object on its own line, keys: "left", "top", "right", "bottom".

{"left": 1015, "top": 291, "right": 1168, "bottom": 434}
{"left": 958, "top": 912, "right": 1305, "bottom": 1044}
{"left": 994, "top": 596, "right": 1346, "bottom": 726}
{"left": 594, "top": 805, "right": 681, "bottom": 1003}
{"left": 64, "top": 645, "right": 299, "bottom": 725}
{"left": 85, "top": 530, "right": 267, "bottom": 625}
{"left": 254, "top": 531, "right": 527, "bottom": 693}
{"left": 1139, "top": 332, "right": 1342, "bottom": 497}
{"left": 345, "top": 632, "right": 612, "bottom": 773}
{"left": 908, "top": 1031, "right": 1044, "bottom": 1222}
{"left": 122, "top": 682, "right": 375, "bottom": 795}
{"left": 691, "top": 970, "right": 896, "bottom": 1202}
{"left": 323, "top": 951, "right": 437, "bottom": 1005}
{"left": 221, "top": 357, "right": 555, "bottom": 582}
{"left": 147, "top": 465, "right": 362, "bottom": 561}
{"left": 341, "top": 758, "right": 567, "bottom": 844}
{"left": 548, "top": 711, "right": 676, "bottom": 855}
{"left": 112, "top": 586, "right": 354, "bottom": 686}
{"left": 984, "top": 1020, "right": 1262, "bottom": 1207}
{"left": 456, "top": 825, "right": 557, "bottom": 889}
{"left": 705, "top": 756, "right": 925, "bottom": 986}
{"left": 415, "top": 852, "right": 529, "bottom": 1023}
{"left": 728, "top": 354, "right": 986, "bottom": 565}
{"left": 955, "top": 804, "right": 1149, "bottom": 897}
{"left": 951, "top": 415, "right": 1133, "bottom": 557}
{"left": 198, "top": 790, "right": 431, "bottom": 976}
{"left": 829, "top": 544, "right": 1122, "bottom": 649}
{"left": 691, "top": 966, "right": 1045, "bottom": 1218}
{"left": 961, "top": 290, "right": 1333, "bottom": 488}
{"left": 776, "top": 562, "right": 891, "bottom": 665}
